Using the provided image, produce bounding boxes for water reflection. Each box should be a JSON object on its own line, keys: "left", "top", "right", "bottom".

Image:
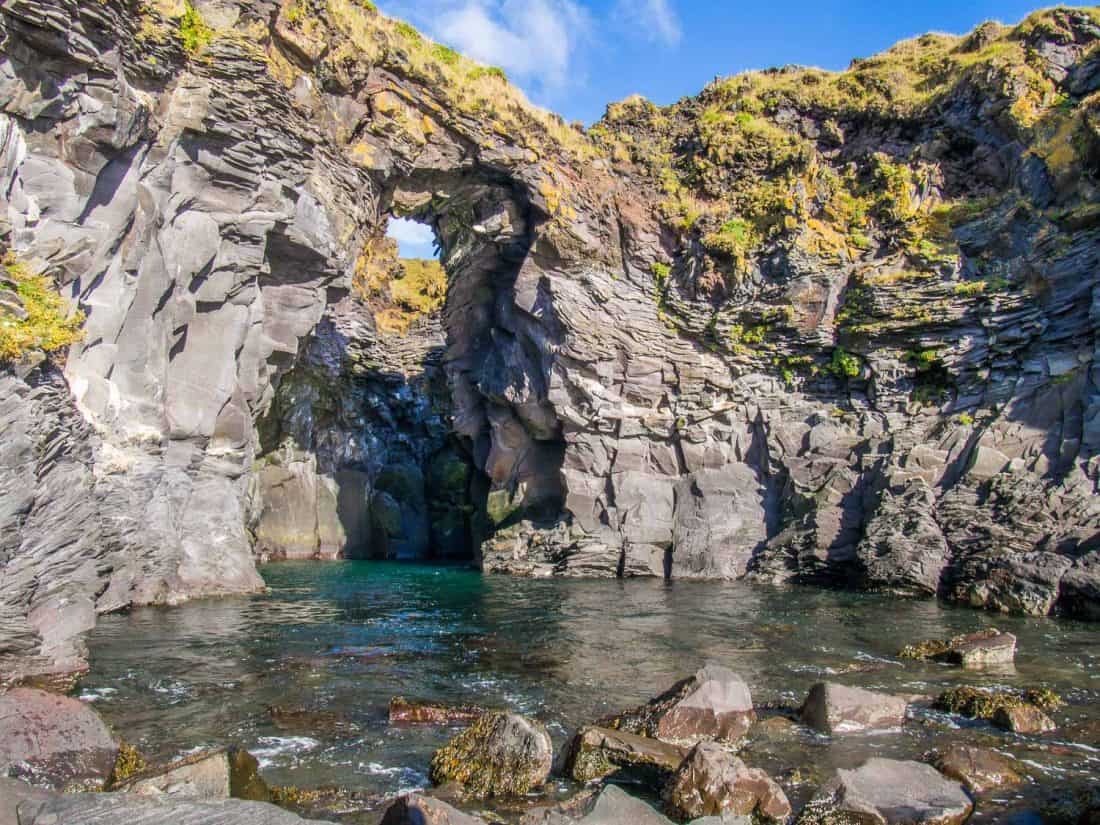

{"left": 82, "top": 562, "right": 1100, "bottom": 822}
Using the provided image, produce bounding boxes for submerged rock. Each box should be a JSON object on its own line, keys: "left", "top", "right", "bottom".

{"left": 899, "top": 630, "right": 1016, "bottom": 668}
{"left": 380, "top": 794, "right": 489, "bottom": 825}
{"left": 933, "top": 744, "right": 1022, "bottom": 793}
{"left": 389, "top": 697, "right": 487, "bottom": 725}
{"left": 994, "top": 704, "right": 1057, "bottom": 734}
{"left": 799, "top": 683, "right": 908, "bottom": 734}
{"left": 0, "top": 688, "right": 119, "bottom": 790}
{"left": 798, "top": 758, "right": 972, "bottom": 825}
{"left": 663, "top": 742, "right": 791, "bottom": 823}
{"left": 111, "top": 747, "right": 270, "bottom": 801}
{"left": 429, "top": 712, "right": 552, "bottom": 797}
{"left": 563, "top": 726, "right": 689, "bottom": 783}
{"left": 602, "top": 665, "right": 757, "bottom": 745}
{"left": 521, "top": 784, "right": 675, "bottom": 825}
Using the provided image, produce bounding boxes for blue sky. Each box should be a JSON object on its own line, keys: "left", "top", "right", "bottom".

{"left": 385, "top": 0, "right": 1056, "bottom": 257}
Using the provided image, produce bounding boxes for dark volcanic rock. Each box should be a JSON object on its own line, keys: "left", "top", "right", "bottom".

{"left": 799, "top": 682, "right": 909, "bottom": 735}
{"left": 798, "top": 758, "right": 972, "bottom": 825}
{"left": 0, "top": 688, "right": 119, "bottom": 790}
{"left": 429, "top": 712, "right": 552, "bottom": 797}
{"left": 663, "top": 742, "right": 791, "bottom": 823}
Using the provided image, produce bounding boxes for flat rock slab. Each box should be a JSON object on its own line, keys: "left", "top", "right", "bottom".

{"left": 389, "top": 697, "right": 486, "bottom": 725}
{"left": 0, "top": 779, "right": 335, "bottom": 825}
{"left": 934, "top": 744, "right": 1022, "bottom": 793}
{"left": 664, "top": 742, "right": 790, "bottom": 823}
{"left": 114, "top": 747, "right": 269, "bottom": 801}
{"left": 564, "top": 726, "right": 689, "bottom": 782}
{"left": 521, "top": 784, "right": 674, "bottom": 825}
{"left": 0, "top": 688, "right": 119, "bottom": 790}
{"left": 800, "top": 682, "right": 908, "bottom": 735}
{"left": 799, "top": 758, "right": 972, "bottom": 825}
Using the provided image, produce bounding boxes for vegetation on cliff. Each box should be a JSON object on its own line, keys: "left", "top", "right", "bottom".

{"left": 0, "top": 253, "right": 84, "bottom": 362}
{"left": 353, "top": 235, "right": 446, "bottom": 336}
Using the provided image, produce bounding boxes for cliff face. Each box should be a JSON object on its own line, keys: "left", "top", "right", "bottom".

{"left": 0, "top": 0, "right": 1098, "bottom": 682}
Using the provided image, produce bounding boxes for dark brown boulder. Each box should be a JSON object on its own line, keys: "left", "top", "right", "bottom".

{"left": 389, "top": 697, "right": 486, "bottom": 726}
{"left": 428, "top": 712, "right": 552, "bottom": 798}
{"left": 933, "top": 744, "right": 1022, "bottom": 793}
{"left": 563, "top": 726, "right": 689, "bottom": 783}
{"left": 799, "top": 682, "right": 908, "bottom": 735}
{"left": 994, "top": 704, "right": 1057, "bottom": 734}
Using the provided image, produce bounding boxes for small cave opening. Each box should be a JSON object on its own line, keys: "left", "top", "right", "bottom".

{"left": 254, "top": 176, "right": 567, "bottom": 570}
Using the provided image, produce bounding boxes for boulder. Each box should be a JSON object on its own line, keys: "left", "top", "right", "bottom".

{"left": 389, "top": 697, "right": 486, "bottom": 725}
{"left": 112, "top": 747, "right": 270, "bottom": 801}
{"left": 429, "top": 712, "right": 552, "bottom": 797}
{"left": 521, "top": 784, "right": 675, "bottom": 825}
{"left": 994, "top": 704, "right": 1057, "bottom": 734}
{"left": 933, "top": 744, "right": 1022, "bottom": 793}
{"left": 798, "top": 758, "right": 972, "bottom": 825}
{"left": 664, "top": 742, "right": 791, "bottom": 823}
{"left": 380, "top": 794, "right": 489, "bottom": 825}
{"left": 0, "top": 688, "right": 119, "bottom": 790}
{"left": 603, "top": 665, "right": 756, "bottom": 745}
{"left": 563, "top": 726, "right": 689, "bottom": 783}
{"left": 799, "top": 683, "right": 908, "bottom": 734}
{"left": 899, "top": 630, "right": 1016, "bottom": 668}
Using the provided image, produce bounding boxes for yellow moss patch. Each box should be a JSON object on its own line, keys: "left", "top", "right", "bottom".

{"left": 0, "top": 253, "right": 84, "bottom": 362}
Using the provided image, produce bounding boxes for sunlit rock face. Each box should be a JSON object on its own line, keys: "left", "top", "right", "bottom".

{"left": 1, "top": 0, "right": 1100, "bottom": 682}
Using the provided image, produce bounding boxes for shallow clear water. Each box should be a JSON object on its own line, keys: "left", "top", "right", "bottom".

{"left": 82, "top": 562, "right": 1100, "bottom": 821}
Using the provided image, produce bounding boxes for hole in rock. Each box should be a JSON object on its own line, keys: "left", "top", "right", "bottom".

{"left": 255, "top": 183, "right": 566, "bottom": 569}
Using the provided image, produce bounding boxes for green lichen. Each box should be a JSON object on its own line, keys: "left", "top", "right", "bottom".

{"left": 178, "top": 1, "right": 214, "bottom": 55}
{"left": 933, "top": 686, "right": 1063, "bottom": 720}
{"left": 0, "top": 252, "right": 84, "bottom": 362}
{"left": 827, "top": 347, "right": 861, "bottom": 379}
{"left": 107, "top": 742, "right": 148, "bottom": 786}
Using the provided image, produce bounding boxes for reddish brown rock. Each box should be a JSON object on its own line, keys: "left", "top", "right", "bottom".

{"left": 933, "top": 744, "right": 1022, "bottom": 793}
{"left": 603, "top": 664, "right": 756, "bottom": 745}
{"left": 994, "top": 704, "right": 1057, "bottom": 734}
{"left": 0, "top": 688, "right": 119, "bottom": 790}
{"left": 381, "top": 793, "right": 489, "bottom": 825}
{"left": 664, "top": 742, "right": 790, "bottom": 823}
{"left": 389, "top": 697, "right": 486, "bottom": 726}
{"left": 799, "top": 682, "right": 908, "bottom": 735}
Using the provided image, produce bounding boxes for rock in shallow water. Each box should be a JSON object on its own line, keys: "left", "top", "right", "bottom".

{"left": 933, "top": 744, "right": 1022, "bottom": 794}
{"left": 429, "top": 712, "right": 552, "bottom": 797}
{"left": 603, "top": 665, "right": 757, "bottom": 745}
{"left": 663, "top": 741, "right": 791, "bottom": 823}
{"left": 111, "top": 747, "right": 270, "bottom": 801}
{"left": 799, "top": 682, "right": 909, "bottom": 735}
{"left": 389, "top": 697, "right": 487, "bottom": 726}
{"left": 798, "top": 758, "right": 972, "bottom": 825}
{"left": 0, "top": 688, "right": 119, "bottom": 791}
{"left": 380, "top": 793, "right": 489, "bottom": 825}
{"left": 994, "top": 704, "right": 1057, "bottom": 734}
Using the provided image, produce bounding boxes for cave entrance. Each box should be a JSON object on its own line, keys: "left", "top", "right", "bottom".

{"left": 255, "top": 173, "right": 565, "bottom": 567}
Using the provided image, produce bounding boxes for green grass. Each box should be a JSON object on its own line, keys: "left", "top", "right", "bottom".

{"left": 828, "top": 347, "right": 861, "bottom": 379}
{"left": 178, "top": 1, "right": 214, "bottom": 55}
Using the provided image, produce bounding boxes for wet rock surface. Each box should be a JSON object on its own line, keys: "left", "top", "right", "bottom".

{"left": 521, "top": 785, "right": 675, "bottom": 825}
{"left": 602, "top": 665, "right": 756, "bottom": 745}
{"left": 112, "top": 747, "right": 270, "bottom": 801}
{"left": 933, "top": 744, "right": 1022, "bottom": 794}
{"left": 0, "top": 688, "right": 119, "bottom": 790}
{"left": 429, "top": 712, "right": 553, "bottom": 798}
{"left": 389, "top": 697, "right": 487, "bottom": 726}
{"left": 798, "top": 758, "right": 973, "bottom": 825}
{"left": 380, "top": 794, "right": 490, "bottom": 825}
{"left": 799, "top": 683, "right": 909, "bottom": 735}
{"left": 663, "top": 742, "right": 791, "bottom": 823}
{"left": 563, "top": 726, "right": 689, "bottom": 783}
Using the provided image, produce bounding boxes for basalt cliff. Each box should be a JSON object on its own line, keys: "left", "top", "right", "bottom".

{"left": 1, "top": 0, "right": 1099, "bottom": 682}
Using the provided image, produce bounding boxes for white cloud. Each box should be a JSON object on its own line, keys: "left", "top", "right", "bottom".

{"left": 387, "top": 217, "right": 435, "bottom": 246}
{"left": 436, "top": 0, "right": 592, "bottom": 91}
{"left": 615, "top": 0, "right": 681, "bottom": 47}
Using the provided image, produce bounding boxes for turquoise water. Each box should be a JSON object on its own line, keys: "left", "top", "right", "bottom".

{"left": 81, "top": 562, "right": 1100, "bottom": 821}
